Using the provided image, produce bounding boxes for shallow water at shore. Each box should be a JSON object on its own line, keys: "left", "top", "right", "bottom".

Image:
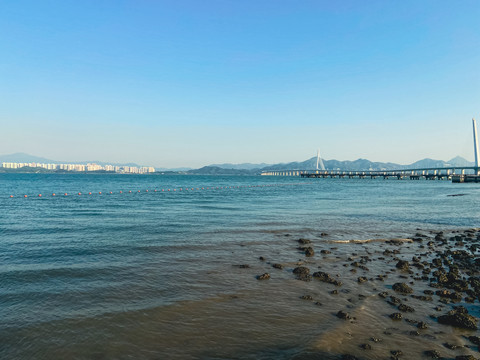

{"left": 1, "top": 174, "right": 479, "bottom": 359}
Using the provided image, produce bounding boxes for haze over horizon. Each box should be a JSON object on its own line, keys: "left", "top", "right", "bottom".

{"left": 1, "top": 1, "right": 479, "bottom": 168}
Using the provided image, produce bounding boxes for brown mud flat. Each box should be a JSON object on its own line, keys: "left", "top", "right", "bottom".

{"left": 251, "top": 228, "right": 480, "bottom": 360}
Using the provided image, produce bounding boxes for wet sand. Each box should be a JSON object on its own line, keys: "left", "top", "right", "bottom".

{"left": 250, "top": 228, "right": 480, "bottom": 360}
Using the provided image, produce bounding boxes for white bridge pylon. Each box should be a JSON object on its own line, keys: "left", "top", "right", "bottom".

{"left": 473, "top": 118, "right": 480, "bottom": 175}
{"left": 316, "top": 149, "right": 326, "bottom": 171}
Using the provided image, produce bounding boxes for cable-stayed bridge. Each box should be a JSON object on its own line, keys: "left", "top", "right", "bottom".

{"left": 261, "top": 119, "right": 480, "bottom": 183}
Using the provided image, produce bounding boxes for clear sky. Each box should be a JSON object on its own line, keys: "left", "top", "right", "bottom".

{"left": 0, "top": 0, "right": 479, "bottom": 168}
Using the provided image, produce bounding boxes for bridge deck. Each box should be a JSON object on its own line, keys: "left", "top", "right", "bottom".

{"left": 260, "top": 167, "right": 479, "bottom": 182}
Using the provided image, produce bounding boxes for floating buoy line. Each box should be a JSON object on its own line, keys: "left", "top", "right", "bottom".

{"left": 8, "top": 183, "right": 311, "bottom": 199}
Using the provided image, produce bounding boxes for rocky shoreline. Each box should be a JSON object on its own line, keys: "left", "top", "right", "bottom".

{"left": 250, "top": 228, "right": 480, "bottom": 360}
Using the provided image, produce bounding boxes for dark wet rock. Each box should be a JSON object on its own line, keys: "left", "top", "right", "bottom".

{"left": 392, "top": 282, "right": 413, "bottom": 294}
{"left": 304, "top": 247, "right": 315, "bottom": 257}
{"left": 434, "top": 271, "right": 448, "bottom": 283}
{"left": 376, "top": 274, "right": 387, "bottom": 281}
{"left": 388, "top": 239, "right": 406, "bottom": 246}
{"left": 272, "top": 263, "right": 284, "bottom": 270}
{"left": 378, "top": 291, "right": 389, "bottom": 298}
{"left": 398, "top": 304, "right": 415, "bottom": 313}
{"left": 336, "top": 310, "right": 352, "bottom": 320}
{"left": 370, "top": 337, "right": 381, "bottom": 342}
{"left": 320, "top": 232, "right": 328, "bottom": 237}
{"left": 396, "top": 260, "right": 410, "bottom": 271}
{"left": 469, "top": 277, "right": 480, "bottom": 290}
{"left": 417, "top": 321, "right": 428, "bottom": 329}
{"left": 320, "top": 249, "right": 331, "bottom": 254}
{"left": 256, "top": 273, "right": 270, "bottom": 280}
{"left": 411, "top": 294, "right": 433, "bottom": 301}
{"left": 360, "top": 343, "right": 372, "bottom": 350}
{"left": 424, "top": 290, "right": 434, "bottom": 295}
{"left": 295, "top": 274, "right": 312, "bottom": 282}
{"left": 293, "top": 266, "right": 310, "bottom": 275}
{"left": 404, "top": 318, "right": 417, "bottom": 324}
{"left": 437, "top": 306, "right": 478, "bottom": 330}
{"left": 409, "top": 330, "right": 420, "bottom": 336}
{"left": 390, "top": 312, "right": 403, "bottom": 320}
{"left": 298, "top": 238, "right": 312, "bottom": 244}
{"left": 435, "top": 289, "right": 463, "bottom": 301}
{"left": 330, "top": 289, "right": 338, "bottom": 295}
{"left": 388, "top": 296, "right": 402, "bottom": 305}
{"left": 313, "top": 271, "right": 342, "bottom": 286}
{"left": 413, "top": 263, "right": 425, "bottom": 269}
{"left": 357, "top": 276, "right": 368, "bottom": 283}
{"left": 300, "top": 295, "right": 313, "bottom": 300}
{"left": 314, "top": 301, "right": 322, "bottom": 306}
{"left": 468, "top": 335, "right": 480, "bottom": 345}
{"left": 451, "top": 279, "right": 469, "bottom": 292}
{"left": 259, "top": 256, "right": 265, "bottom": 261}
{"left": 432, "top": 258, "right": 442, "bottom": 267}
{"left": 424, "top": 350, "right": 441, "bottom": 358}
{"left": 390, "top": 350, "right": 403, "bottom": 357}
{"left": 443, "top": 342, "right": 460, "bottom": 350}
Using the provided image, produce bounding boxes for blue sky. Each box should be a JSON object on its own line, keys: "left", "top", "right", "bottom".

{"left": 0, "top": 0, "right": 479, "bottom": 167}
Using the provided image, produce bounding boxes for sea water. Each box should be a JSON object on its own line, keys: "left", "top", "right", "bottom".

{"left": 0, "top": 173, "right": 479, "bottom": 359}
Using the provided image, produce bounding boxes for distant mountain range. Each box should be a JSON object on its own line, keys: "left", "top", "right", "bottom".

{"left": 187, "top": 156, "right": 475, "bottom": 175}
{"left": 0, "top": 152, "right": 474, "bottom": 175}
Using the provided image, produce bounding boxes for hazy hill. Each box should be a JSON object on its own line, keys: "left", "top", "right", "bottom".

{"left": 446, "top": 156, "right": 475, "bottom": 167}
{"left": 0, "top": 152, "right": 56, "bottom": 164}
{"left": 258, "top": 157, "right": 402, "bottom": 171}
{"left": 187, "top": 166, "right": 253, "bottom": 175}
{"left": 406, "top": 157, "right": 474, "bottom": 169}
{"left": 210, "top": 162, "right": 272, "bottom": 170}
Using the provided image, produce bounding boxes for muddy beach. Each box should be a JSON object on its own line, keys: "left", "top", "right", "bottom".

{"left": 248, "top": 228, "right": 480, "bottom": 360}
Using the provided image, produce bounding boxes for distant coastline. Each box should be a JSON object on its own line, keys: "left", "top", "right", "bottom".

{"left": 0, "top": 152, "right": 475, "bottom": 176}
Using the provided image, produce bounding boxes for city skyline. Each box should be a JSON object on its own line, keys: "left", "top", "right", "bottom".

{"left": 1, "top": 1, "right": 479, "bottom": 168}
{"left": 1, "top": 160, "right": 155, "bottom": 174}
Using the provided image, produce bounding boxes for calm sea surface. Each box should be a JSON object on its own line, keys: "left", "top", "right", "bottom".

{"left": 1, "top": 173, "right": 479, "bottom": 359}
